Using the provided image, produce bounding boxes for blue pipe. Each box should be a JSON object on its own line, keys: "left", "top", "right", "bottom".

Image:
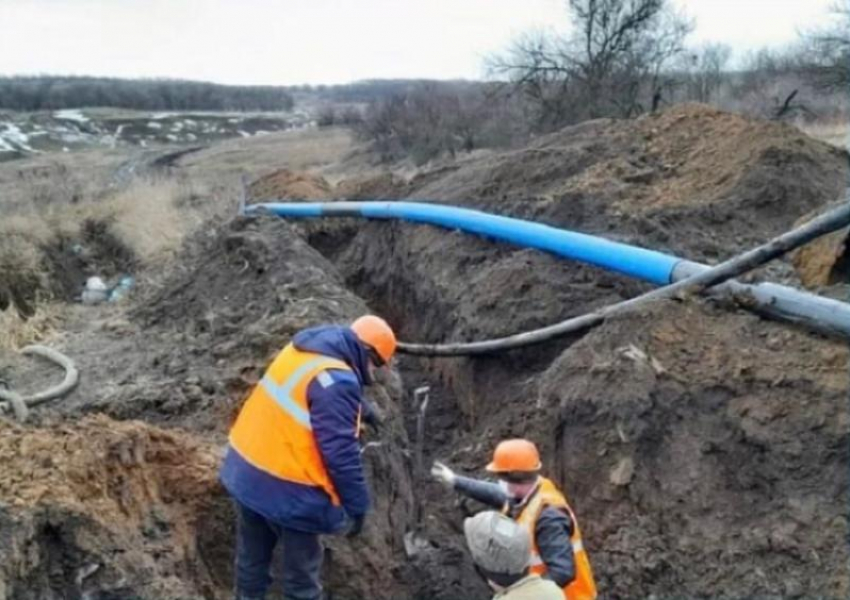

{"left": 248, "top": 201, "right": 680, "bottom": 285}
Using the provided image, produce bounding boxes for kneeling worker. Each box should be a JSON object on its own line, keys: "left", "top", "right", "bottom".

{"left": 465, "top": 510, "right": 564, "bottom": 599}
{"left": 432, "top": 438, "right": 597, "bottom": 600}
{"left": 221, "top": 315, "right": 397, "bottom": 600}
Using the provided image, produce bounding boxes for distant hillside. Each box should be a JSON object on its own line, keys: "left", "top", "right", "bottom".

{"left": 0, "top": 76, "right": 295, "bottom": 112}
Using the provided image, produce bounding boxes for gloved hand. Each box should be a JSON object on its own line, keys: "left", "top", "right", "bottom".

{"left": 430, "top": 461, "right": 456, "bottom": 489}
{"left": 361, "top": 399, "right": 384, "bottom": 432}
{"left": 365, "top": 410, "right": 384, "bottom": 432}
{"left": 346, "top": 515, "right": 366, "bottom": 538}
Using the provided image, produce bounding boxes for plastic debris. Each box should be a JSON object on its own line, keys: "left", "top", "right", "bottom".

{"left": 82, "top": 276, "right": 109, "bottom": 305}
{"left": 109, "top": 275, "right": 135, "bottom": 302}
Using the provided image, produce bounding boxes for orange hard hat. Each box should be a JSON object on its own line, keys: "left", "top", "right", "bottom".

{"left": 485, "top": 439, "right": 542, "bottom": 473}
{"left": 351, "top": 315, "right": 397, "bottom": 365}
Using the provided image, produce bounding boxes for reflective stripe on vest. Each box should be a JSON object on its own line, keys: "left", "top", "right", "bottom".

{"left": 229, "top": 344, "right": 357, "bottom": 506}
{"left": 513, "top": 477, "right": 598, "bottom": 600}
{"left": 258, "top": 356, "right": 333, "bottom": 429}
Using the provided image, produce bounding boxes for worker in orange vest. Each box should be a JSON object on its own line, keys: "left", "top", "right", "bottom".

{"left": 432, "top": 439, "right": 597, "bottom": 600}
{"left": 220, "top": 315, "right": 397, "bottom": 600}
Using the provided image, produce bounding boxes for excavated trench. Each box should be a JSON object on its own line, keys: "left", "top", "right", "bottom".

{"left": 298, "top": 209, "right": 850, "bottom": 599}
{"left": 1, "top": 209, "right": 847, "bottom": 599}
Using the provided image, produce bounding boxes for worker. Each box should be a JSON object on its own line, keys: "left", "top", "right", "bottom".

{"left": 464, "top": 510, "right": 564, "bottom": 599}
{"left": 432, "top": 438, "right": 597, "bottom": 600}
{"left": 220, "top": 315, "right": 397, "bottom": 600}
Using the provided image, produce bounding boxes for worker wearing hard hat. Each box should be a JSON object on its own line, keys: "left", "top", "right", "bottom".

{"left": 432, "top": 439, "right": 597, "bottom": 600}
{"left": 464, "top": 510, "right": 563, "bottom": 599}
{"left": 221, "top": 315, "right": 397, "bottom": 600}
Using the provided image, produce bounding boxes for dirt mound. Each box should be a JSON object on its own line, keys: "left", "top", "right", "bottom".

{"left": 33, "top": 215, "right": 415, "bottom": 598}
{"left": 34, "top": 215, "right": 378, "bottom": 434}
{"left": 249, "top": 168, "right": 333, "bottom": 200}
{"left": 335, "top": 173, "right": 412, "bottom": 199}
{"left": 407, "top": 103, "right": 848, "bottom": 262}
{"left": 533, "top": 301, "right": 849, "bottom": 598}
{"left": 0, "top": 414, "right": 230, "bottom": 599}
{"left": 134, "top": 215, "right": 366, "bottom": 360}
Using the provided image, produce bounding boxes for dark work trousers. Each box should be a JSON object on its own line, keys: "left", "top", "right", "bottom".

{"left": 235, "top": 502, "right": 324, "bottom": 600}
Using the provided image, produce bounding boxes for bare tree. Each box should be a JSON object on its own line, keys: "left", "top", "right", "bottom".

{"left": 488, "top": 0, "right": 692, "bottom": 128}
{"left": 619, "top": 5, "right": 695, "bottom": 114}
{"left": 486, "top": 31, "right": 577, "bottom": 129}
{"left": 802, "top": 0, "right": 850, "bottom": 90}
{"left": 683, "top": 43, "right": 733, "bottom": 103}
{"left": 355, "top": 83, "right": 517, "bottom": 163}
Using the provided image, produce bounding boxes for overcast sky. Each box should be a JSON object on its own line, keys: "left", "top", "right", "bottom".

{"left": 0, "top": 0, "right": 838, "bottom": 86}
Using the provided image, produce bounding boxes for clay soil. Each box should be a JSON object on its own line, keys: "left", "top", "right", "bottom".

{"left": 0, "top": 104, "right": 848, "bottom": 599}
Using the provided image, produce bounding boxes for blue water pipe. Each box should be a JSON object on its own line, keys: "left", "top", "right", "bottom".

{"left": 246, "top": 199, "right": 850, "bottom": 343}
{"left": 247, "top": 201, "right": 680, "bottom": 285}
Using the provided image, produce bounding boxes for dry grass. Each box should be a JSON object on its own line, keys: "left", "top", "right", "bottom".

{"left": 0, "top": 148, "right": 132, "bottom": 215}
{"left": 0, "top": 174, "right": 203, "bottom": 320}
{"left": 0, "top": 303, "right": 64, "bottom": 351}
{"left": 75, "top": 176, "right": 202, "bottom": 264}
{"left": 1, "top": 174, "right": 201, "bottom": 267}
{"left": 179, "top": 126, "right": 356, "bottom": 181}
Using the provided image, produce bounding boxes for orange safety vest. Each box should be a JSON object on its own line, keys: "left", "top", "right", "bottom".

{"left": 512, "top": 477, "right": 598, "bottom": 600}
{"left": 229, "top": 343, "right": 360, "bottom": 506}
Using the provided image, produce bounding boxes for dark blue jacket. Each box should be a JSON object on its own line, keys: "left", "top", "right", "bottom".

{"left": 220, "top": 325, "right": 372, "bottom": 534}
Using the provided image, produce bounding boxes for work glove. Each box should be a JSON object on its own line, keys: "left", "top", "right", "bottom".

{"left": 361, "top": 399, "right": 384, "bottom": 432}
{"left": 431, "top": 461, "right": 456, "bottom": 489}
{"left": 346, "top": 515, "right": 366, "bottom": 538}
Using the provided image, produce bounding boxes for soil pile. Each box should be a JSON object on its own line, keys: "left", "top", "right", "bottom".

{"left": 0, "top": 415, "right": 229, "bottom": 600}
{"left": 406, "top": 103, "right": 848, "bottom": 263}
{"left": 131, "top": 216, "right": 416, "bottom": 599}
{"left": 536, "top": 301, "right": 848, "bottom": 598}
{"left": 2, "top": 214, "right": 417, "bottom": 598}
{"left": 249, "top": 168, "right": 333, "bottom": 200}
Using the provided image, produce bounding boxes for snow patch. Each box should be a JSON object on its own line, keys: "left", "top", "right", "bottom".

{"left": 54, "top": 109, "right": 89, "bottom": 123}
{"left": 1, "top": 124, "right": 36, "bottom": 152}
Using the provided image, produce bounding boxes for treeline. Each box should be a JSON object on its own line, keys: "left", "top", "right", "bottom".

{"left": 0, "top": 76, "right": 295, "bottom": 112}
{"left": 348, "top": 83, "right": 529, "bottom": 163}
{"left": 345, "top": 0, "right": 849, "bottom": 163}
